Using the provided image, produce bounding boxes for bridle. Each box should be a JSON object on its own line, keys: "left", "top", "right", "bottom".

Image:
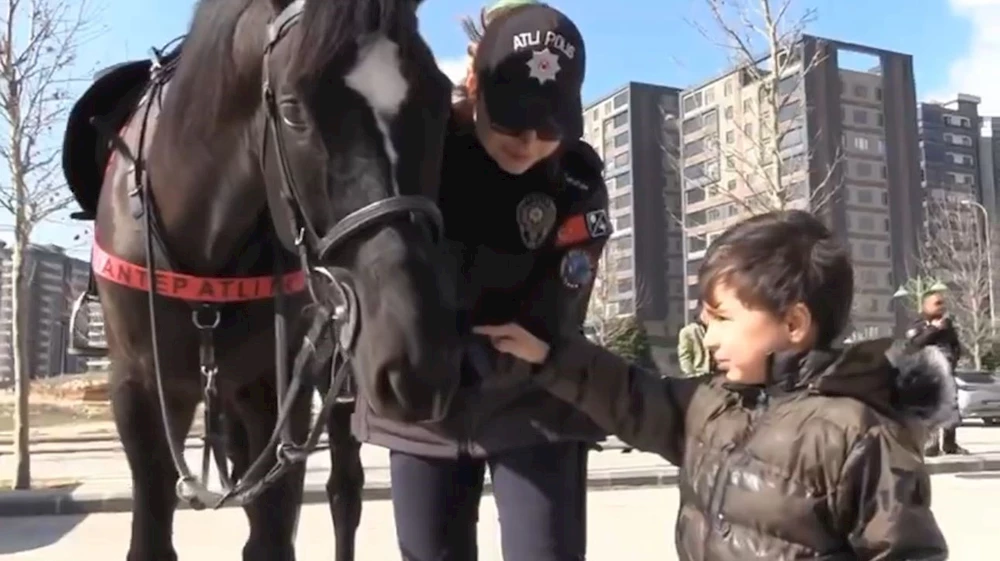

{"left": 136, "top": 0, "right": 446, "bottom": 510}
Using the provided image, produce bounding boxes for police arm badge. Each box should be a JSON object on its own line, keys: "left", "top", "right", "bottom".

{"left": 560, "top": 248, "right": 595, "bottom": 289}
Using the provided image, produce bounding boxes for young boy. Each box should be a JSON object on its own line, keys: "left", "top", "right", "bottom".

{"left": 475, "top": 210, "right": 952, "bottom": 560}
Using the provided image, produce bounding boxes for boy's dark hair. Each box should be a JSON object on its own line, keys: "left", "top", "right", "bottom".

{"left": 698, "top": 210, "right": 853, "bottom": 347}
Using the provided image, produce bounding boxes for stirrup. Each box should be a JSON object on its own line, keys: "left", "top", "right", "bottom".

{"left": 67, "top": 291, "right": 108, "bottom": 357}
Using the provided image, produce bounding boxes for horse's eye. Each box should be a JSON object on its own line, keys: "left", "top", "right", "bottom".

{"left": 278, "top": 99, "right": 308, "bottom": 130}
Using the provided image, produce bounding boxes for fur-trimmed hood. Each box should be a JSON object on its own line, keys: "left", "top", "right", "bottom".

{"left": 768, "top": 338, "right": 959, "bottom": 430}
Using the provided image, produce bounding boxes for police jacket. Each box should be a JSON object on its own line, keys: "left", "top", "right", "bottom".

{"left": 351, "top": 118, "right": 612, "bottom": 458}
{"left": 906, "top": 317, "right": 961, "bottom": 369}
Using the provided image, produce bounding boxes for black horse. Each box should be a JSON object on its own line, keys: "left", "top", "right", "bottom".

{"left": 61, "top": 0, "right": 460, "bottom": 559}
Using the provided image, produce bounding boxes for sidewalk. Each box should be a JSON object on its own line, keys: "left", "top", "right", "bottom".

{"left": 3, "top": 441, "right": 999, "bottom": 517}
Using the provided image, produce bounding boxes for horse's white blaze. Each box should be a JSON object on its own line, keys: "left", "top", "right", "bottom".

{"left": 345, "top": 36, "right": 408, "bottom": 195}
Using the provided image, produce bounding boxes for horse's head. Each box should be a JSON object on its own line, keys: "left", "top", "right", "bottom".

{"left": 259, "top": 0, "right": 458, "bottom": 422}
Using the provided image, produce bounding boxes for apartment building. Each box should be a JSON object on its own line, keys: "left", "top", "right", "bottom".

{"left": 582, "top": 81, "right": 686, "bottom": 370}
{"left": 979, "top": 116, "right": 1000, "bottom": 219}
{"left": 679, "top": 35, "right": 923, "bottom": 338}
{"left": 918, "top": 96, "right": 982, "bottom": 204}
{"left": 0, "top": 242, "right": 91, "bottom": 387}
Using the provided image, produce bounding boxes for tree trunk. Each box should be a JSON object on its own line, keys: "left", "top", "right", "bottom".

{"left": 11, "top": 225, "right": 30, "bottom": 490}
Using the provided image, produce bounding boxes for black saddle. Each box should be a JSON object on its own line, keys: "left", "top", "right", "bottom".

{"left": 61, "top": 45, "right": 182, "bottom": 220}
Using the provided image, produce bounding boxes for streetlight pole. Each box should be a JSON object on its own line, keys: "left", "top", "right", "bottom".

{"left": 961, "top": 199, "right": 995, "bottom": 331}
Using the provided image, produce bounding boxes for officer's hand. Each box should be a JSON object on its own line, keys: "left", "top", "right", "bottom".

{"left": 473, "top": 324, "right": 550, "bottom": 364}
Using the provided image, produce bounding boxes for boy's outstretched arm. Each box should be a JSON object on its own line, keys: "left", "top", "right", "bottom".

{"left": 533, "top": 333, "right": 704, "bottom": 465}
{"left": 836, "top": 429, "right": 948, "bottom": 560}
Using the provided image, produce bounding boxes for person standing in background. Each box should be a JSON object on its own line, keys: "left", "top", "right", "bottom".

{"left": 906, "top": 290, "right": 966, "bottom": 455}
{"left": 677, "top": 306, "right": 710, "bottom": 377}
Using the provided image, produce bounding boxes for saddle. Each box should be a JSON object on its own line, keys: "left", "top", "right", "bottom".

{"left": 61, "top": 44, "right": 182, "bottom": 220}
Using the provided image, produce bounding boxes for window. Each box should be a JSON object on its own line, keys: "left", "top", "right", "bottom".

{"left": 875, "top": 87, "right": 882, "bottom": 101}
{"left": 725, "top": 106, "right": 734, "bottom": 119}
{"left": 612, "top": 91, "right": 628, "bottom": 108}
{"left": 858, "top": 215, "right": 875, "bottom": 231}
{"left": 856, "top": 162, "right": 873, "bottom": 177}
{"left": 682, "top": 92, "right": 703, "bottom": 112}
{"left": 681, "top": 116, "right": 701, "bottom": 134}
{"left": 779, "top": 128, "right": 804, "bottom": 150}
{"left": 853, "top": 109, "right": 867, "bottom": 124}
{"left": 778, "top": 100, "right": 802, "bottom": 122}
{"left": 612, "top": 194, "right": 630, "bottom": 209}
{"left": 616, "top": 278, "right": 634, "bottom": 294}
{"left": 881, "top": 166, "right": 888, "bottom": 179}
{"left": 744, "top": 123, "right": 753, "bottom": 136}
{"left": 727, "top": 179, "right": 737, "bottom": 192}
{"left": 683, "top": 138, "right": 705, "bottom": 157}
{"left": 704, "top": 88, "right": 715, "bottom": 104}
{"left": 877, "top": 139, "right": 885, "bottom": 154}
{"left": 857, "top": 188, "right": 873, "bottom": 204}
{"left": 853, "top": 84, "right": 868, "bottom": 98}
{"left": 614, "top": 152, "right": 630, "bottom": 167}
{"left": 611, "top": 235, "right": 633, "bottom": 252}
{"left": 853, "top": 136, "right": 870, "bottom": 151}
{"left": 726, "top": 130, "right": 735, "bottom": 143}
{"left": 881, "top": 191, "right": 889, "bottom": 205}
{"left": 615, "top": 256, "right": 631, "bottom": 271}
{"left": 688, "top": 236, "right": 707, "bottom": 253}
{"left": 724, "top": 81, "right": 733, "bottom": 96}
{"left": 876, "top": 113, "right": 884, "bottom": 127}
{"left": 617, "top": 299, "right": 634, "bottom": 315}
{"left": 743, "top": 99, "right": 752, "bottom": 112}
{"left": 861, "top": 243, "right": 875, "bottom": 259}
{"left": 612, "top": 111, "right": 629, "bottom": 128}
{"left": 614, "top": 132, "right": 629, "bottom": 148}
{"left": 613, "top": 171, "right": 632, "bottom": 188}
{"left": 685, "top": 187, "right": 705, "bottom": 205}
{"left": 615, "top": 214, "right": 632, "bottom": 230}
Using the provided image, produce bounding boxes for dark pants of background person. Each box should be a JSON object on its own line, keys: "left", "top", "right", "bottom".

{"left": 389, "top": 441, "right": 589, "bottom": 561}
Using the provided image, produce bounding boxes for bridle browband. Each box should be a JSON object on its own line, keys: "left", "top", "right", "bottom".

{"left": 132, "top": 0, "right": 446, "bottom": 510}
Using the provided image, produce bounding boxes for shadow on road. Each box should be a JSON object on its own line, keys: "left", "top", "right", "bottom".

{"left": 0, "top": 513, "right": 87, "bottom": 554}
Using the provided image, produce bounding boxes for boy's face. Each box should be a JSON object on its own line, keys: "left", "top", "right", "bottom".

{"left": 702, "top": 282, "right": 814, "bottom": 384}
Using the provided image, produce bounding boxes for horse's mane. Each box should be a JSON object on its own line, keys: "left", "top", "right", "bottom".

{"left": 160, "top": 0, "right": 267, "bottom": 142}
{"left": 161, "top": 0, "right": 410, "bottom": 143}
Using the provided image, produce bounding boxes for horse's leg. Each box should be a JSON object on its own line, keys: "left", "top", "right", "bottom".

{"left": 112, "top": 372, "right": 198, "bottom": 561}
{"left": 326, "top": 400, "right": 364, "bottom": 561}
{"left": 236, "top": 383, "right": 310, "bottom": 561}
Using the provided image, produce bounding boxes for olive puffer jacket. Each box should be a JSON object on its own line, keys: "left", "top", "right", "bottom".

{"left": 531, "top": 337, "right": 953, "bottom": 560}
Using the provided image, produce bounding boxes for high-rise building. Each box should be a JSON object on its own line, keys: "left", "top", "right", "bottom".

{"left": 979, "top": 116, "right": 1000, "bottom": 220}
{"left": 918, "top": 95, "right": 983, "bottom": 203}
{"left": 0, "top": 242, "right": 91, "bottom": 387}
{"left": 679, "top": 35, "right": 923, "bottom": 338}
{"left": 582, "top": 81, "right": 686, "bottom": 370}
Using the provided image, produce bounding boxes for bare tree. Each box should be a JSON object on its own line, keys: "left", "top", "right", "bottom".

{"left": 586, "top": 244, "right": 651, "bottom": 348}
{"left": 688, "top": 0, "right": 843, "bottom": 215}
{"left": 919, "top": 197, "right": 993, "bottom": 369}
{"left": 0, "top": 0, "right": 98, "bottom": 490}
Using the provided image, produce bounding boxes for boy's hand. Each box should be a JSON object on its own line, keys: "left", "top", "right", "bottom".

{"left": 473, "top": 324, "right": 551, "bottom": 364}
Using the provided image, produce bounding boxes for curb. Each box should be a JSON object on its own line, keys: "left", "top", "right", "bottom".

{"left": 2, "top": 454, "right": 997, "bottom": 518}
{"left": 0, "top": 467, "right": 681, "bottom": 517}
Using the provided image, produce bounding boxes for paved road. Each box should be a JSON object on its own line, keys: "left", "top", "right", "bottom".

{"left": 1, "top": 471, "right": 997, "bottom": 560}
{"left": 5, "top": 424, "right": 998, "bottom": 491}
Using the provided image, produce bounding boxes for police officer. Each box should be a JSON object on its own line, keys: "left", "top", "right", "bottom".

{"left": 351, "top": 2, "right": 609, "bottom": 560}
{"left": 906, "top": 289, "right": 966, "bottom": 455}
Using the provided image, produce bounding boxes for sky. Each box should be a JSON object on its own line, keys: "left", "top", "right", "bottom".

{"left": 11, "top": 0, "right": 1000, "bottom": 255}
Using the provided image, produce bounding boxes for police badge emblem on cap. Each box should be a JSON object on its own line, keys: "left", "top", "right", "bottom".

{"left": 560, "top": 248, "right": 594, "bottom": 288}
{"left": 516, "top": 192, "right": 557, "bottom": 249}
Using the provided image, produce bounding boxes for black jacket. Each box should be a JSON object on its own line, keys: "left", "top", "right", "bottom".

{"left": 906, "top": 317, "right": 961, "bottom": 369}
{"left": 351, "top": 119, "right": 612, "bottom": 457}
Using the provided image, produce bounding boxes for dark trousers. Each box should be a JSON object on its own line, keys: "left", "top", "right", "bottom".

{"left": 389, "top": 442, "right": 589, "bottom": 561}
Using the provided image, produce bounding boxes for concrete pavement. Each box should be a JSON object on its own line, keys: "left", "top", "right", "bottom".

{"left": 2, "top": 471, "right": 998, "bottom": 560}
{"left": 2, "top": 424, "right": 1000, "bottom": 516}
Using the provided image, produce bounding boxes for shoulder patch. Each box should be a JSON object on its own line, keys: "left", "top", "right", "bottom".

{"left": 561, "top": 140, "right": 605, "bottom": 192}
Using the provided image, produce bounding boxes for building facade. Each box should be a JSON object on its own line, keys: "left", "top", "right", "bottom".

{"left": 679, "top": 35, "right": 923, "bottom": 339}
{"left": 0, "top": 242, "right": 91, "bottom": 387}
{"left": 582, "top": 81, "right": 686, "bottom": 370}
{"left": 979, "top": 116, "right": 1000, "bottom": 220}
{"left": 918, "top": 96, "right": 982, "bottom": 203}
